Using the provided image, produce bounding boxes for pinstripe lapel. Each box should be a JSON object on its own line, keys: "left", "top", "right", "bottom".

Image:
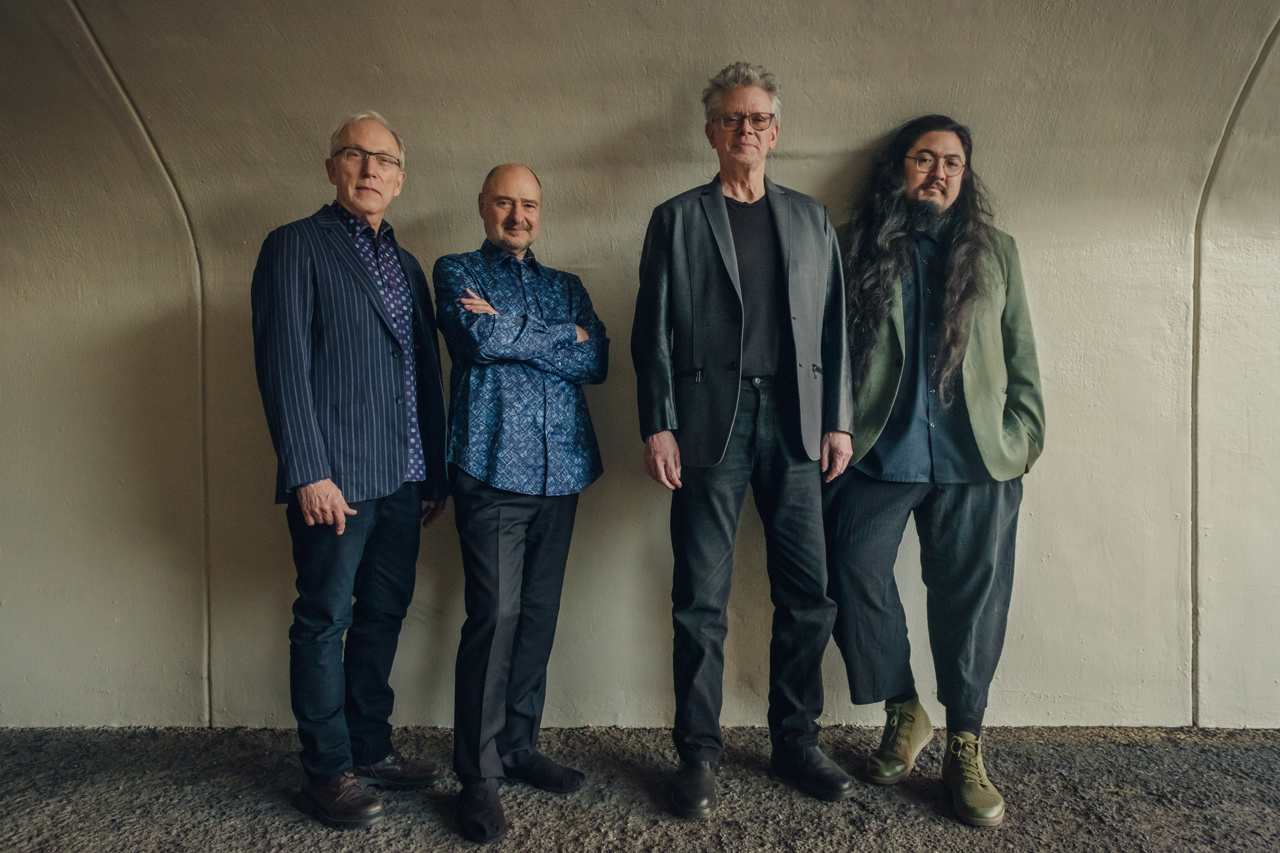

{"left": 701, "top": 176, "right": 741, "bottom": 298}
{"left": 312, "top": 206, "right": 398, "bottom": 337}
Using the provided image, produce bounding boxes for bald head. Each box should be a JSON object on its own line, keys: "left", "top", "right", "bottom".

{"left": 479, "top": 164, "right": 542, "bottom": 258}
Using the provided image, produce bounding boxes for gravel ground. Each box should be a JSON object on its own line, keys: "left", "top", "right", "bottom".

{"left": 1, "top": 726, "right": 1277, "bottom": 852}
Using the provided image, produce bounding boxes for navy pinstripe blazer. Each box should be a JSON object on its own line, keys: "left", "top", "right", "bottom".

{"left": 252, "top": 205, "right": 449, "bottom": 505}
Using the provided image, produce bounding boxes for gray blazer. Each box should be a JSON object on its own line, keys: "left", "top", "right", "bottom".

{"left": 632, "top": 175, "right": 854, "bottom": 466}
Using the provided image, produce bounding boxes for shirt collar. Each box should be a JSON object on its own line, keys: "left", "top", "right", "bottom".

{"left": 331, "top": 201, "right": 395, "bottom": 243}
{"left": 480, "top": 239, "right": 540, "bottom": 272}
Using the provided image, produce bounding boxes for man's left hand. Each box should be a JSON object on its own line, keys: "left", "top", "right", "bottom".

{"left": 820, "top": 431, "right": 852, "bottom": 482}
{"left": 421, "top": 497, "right": 448, "bottom": 528}
{"left": 461, "top": 288, "right": 498, "bottom": 315}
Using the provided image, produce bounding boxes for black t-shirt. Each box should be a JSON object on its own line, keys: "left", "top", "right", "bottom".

{"left": 725, "top": 195, "right": 787, "bottom": 377}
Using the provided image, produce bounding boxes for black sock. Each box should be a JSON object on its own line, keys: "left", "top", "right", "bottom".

{"left": 946, "top": 708, "right": 984, "bottom": 737}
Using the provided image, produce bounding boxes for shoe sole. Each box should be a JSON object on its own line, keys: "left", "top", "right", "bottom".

{"left": 671, "top": 800, "right": 716, "bottom": 819}
{"left": 771, "top": 768, "right": 855, "bottom": 802}
{"left": 299, "top": 792, "right": 385, "bottom": 830}
{"left": 868, "top": 729, "right": 935, "bottom": 786}
{"left": 957, "top": 809, "right": 1004, "bottom": 828}
{"left": 354, "top": 772, "right": 443, "bottom": 790}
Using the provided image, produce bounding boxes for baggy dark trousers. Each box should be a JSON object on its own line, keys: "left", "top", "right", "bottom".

{"left": 823, "top": 467, "right": 1022, "bottom": 712}
{"left": 670, "top": 378, "right": 836, "bottom": 763}
{"left": 451, "top": 468, "right": 579, "bottom": 782}
{"left": 287, "top": 481, "right": 422, "bottom": 783}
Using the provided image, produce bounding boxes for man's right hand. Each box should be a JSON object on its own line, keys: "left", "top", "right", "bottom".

{"left": 296, "top": 478, "right": 357, "bottom": 535}
{"left": 644, "top": 430, "right": 682, "bottom": 490}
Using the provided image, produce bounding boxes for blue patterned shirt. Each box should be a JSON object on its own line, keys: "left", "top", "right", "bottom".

{"left": 331, "top": 202, "right": 426, "bottom": 483}
{"left": 433, "top": 241, "right": 608, "bottom": 496}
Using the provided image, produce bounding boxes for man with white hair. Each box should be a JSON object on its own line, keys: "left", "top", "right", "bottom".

{"left": 252, "top": 111, "right": 450, "bottom": 829}
{"left": 632, "top": 63, "right": 855, "bottom": 817}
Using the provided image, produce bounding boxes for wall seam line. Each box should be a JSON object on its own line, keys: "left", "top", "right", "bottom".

{"left": 1190, "top": 9, "right": 1280, "bottom": 729}
{"left": 65, "top": 0, "right": 213, "bottom": 728}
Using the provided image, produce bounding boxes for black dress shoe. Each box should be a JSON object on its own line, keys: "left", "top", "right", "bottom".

{"left": 457, "top": 784, "right": 508, "bottom": 845}
{"left": 671, "top": 759, "right": 717, "bottom": 819}
{"left": 771, "top": 745, "right": 855, "bottom": 802}
{"left": 502, "top": 750, "right": 586, "bottom": 793}
{"left": 354, "top": 751, "right": 443, "bottom": 790}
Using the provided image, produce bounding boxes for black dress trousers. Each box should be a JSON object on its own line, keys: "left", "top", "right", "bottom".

{"left": 451, "top": 468, "right": 579, "bottom": 783}
{"left": 669, "top": 378, "right": 836, "bottom": 763}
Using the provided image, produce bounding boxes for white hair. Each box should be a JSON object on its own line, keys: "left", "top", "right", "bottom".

{"left": 328, "top": 110, "right": 406, "bottom": 169}
{"left": 701, "top": 62, "right": 782, "bottom": 122}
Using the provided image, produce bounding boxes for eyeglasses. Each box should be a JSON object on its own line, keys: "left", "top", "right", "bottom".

{"left": 906, "top": 153, "right": 966, "bottom": 177}
{"left": 332, "top": 146, "right": 402, "bottom": 170}
{"left": 711, "top": 112, "right": 776, "bottom": 132}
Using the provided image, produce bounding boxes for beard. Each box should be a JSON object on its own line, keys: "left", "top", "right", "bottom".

{"left": 903, "top": 195, "right": 953, "bottom": 239}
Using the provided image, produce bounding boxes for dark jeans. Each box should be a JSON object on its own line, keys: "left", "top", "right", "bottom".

{"left": 452, "top": 468, "right": 579, "bottom": 782}
{"left": 670, "top": 378, "right": 836, "bottom": 763}
{"left": 286, "top": 480, "right": 422, "bottom": 783}
{"left": 822, "top": 468, "right": 1022, "bottom": 712}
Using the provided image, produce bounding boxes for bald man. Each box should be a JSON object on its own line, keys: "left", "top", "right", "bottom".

{"left": 434, "top": 164, "right": 609, "bottom": 844}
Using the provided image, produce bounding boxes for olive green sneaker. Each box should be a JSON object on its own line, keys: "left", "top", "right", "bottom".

{"left": 866, "top": 696, "right": 933, "bottom": 784}
{"left": 941, "top": 731, "right": 1005, "bottom": 827}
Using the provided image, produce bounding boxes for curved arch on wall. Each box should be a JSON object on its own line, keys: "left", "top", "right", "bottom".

{"left": 1195, "top": 13, "right": 1280, "bottom": 728}
{"left": 0, "top": 1, "right": 207, "bottom": 724}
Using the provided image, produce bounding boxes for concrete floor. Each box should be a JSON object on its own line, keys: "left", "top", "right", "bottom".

{"left": 1, "top": 725, "right": 1277, "bottom": 851}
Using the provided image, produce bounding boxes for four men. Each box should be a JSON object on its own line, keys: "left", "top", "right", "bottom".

{"left": 254, "top": 87, "right": 1041, "bottom": 835}
{"left": 435, "top": 164, "right": 607, "bottom": 844}
{"left": 631, "top": 62, "right": 855, "bottom": 817}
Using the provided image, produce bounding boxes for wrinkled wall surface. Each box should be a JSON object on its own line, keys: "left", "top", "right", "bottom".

{"left": 1, "top": 0, "right": 1277, "bottom": 728}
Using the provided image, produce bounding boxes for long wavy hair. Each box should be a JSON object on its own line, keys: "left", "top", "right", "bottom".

{"left": 845, "top": 115, "right": 996, "bottom": 405}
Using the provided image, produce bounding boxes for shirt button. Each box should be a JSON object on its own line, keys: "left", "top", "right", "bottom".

{"left": 929, "top": 422, "right": 936, "bottom": 428}
{"left": 393, "top": 350, "right": 403, "bottom": 359}
{"left": 396, "top": 396, "right": 405, "bottom": 405}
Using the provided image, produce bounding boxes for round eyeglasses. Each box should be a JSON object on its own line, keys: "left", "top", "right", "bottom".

{"left": 905, "top": 153, "right": 965, "bottom": 178}
{"left": 711, "top": 112, "right": 776, "bottom": 132}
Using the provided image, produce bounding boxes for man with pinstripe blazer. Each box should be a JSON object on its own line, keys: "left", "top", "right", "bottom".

{"left": 252, "top": 111, "right": 450, "bottom": 830}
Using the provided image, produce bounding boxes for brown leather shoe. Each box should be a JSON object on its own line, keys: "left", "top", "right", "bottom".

{"left": 300, "top": 771, "right": 385, "bottom": 829}
{"left": 354, "top": 751, "right": 443, "bottom": 789}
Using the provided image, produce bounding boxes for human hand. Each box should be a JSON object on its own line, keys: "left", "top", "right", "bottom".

{"left": 461, "top": 288, "right": 498, "bottom": 315}
{"left": 820, "top": 431, "right": 852, "bottom": 482}
{"left": 421, "top": 497, "right": 448, "bottom": 528}
{"left": 296, "top": 478, "right": 357, "bottom": 534}
{"left": 644, "top": 430, "right": 682, "bottom": 490}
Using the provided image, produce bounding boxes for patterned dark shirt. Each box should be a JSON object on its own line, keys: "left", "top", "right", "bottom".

{"left": 433, "top": 241, "right": 607, "bottom": 496}
{"left": 331, "top": 202, "right": 426, "bottom": 483}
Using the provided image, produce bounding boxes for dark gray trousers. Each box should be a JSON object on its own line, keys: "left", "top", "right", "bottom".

{"left": 452, "top": 468, "right": 579, "bottom": 783}
{"left": 670, "top": 378, "right": 836, "bottom": 762}
{"left": 822, "top": 468, "right": 1022, "bottom": 713}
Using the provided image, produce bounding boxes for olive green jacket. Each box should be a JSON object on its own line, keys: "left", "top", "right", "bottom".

{"left": 850, "top": 229, "right": 1045, "bottom": 481}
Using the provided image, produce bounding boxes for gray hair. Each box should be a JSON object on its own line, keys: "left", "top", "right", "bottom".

{"left": 328, "top": 110, "right": 406, "bottom": 169}
{"left": 701, "top": 62, "right": 781, "bottom": 122}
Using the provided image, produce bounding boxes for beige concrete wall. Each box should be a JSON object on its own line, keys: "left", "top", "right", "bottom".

{"left": 0, "top": 2, "right": 206, "bottom": 725}
{"left": 1, "top": 0, "right": 1277, "bottom": 728}
{"left": 1199, "top": 24, "right": 1280, "bottom": 728}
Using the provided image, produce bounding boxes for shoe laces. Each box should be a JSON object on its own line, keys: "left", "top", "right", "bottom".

{"left": 948, "top": 738, "right": 986, "bottom": 785}
{"left": 882, "top": 707, "right": 916, "bottom": 750}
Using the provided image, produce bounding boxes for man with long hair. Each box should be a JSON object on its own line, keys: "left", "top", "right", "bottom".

{"left": 825, "top": 114, "right": 1045, "bottom": 827}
